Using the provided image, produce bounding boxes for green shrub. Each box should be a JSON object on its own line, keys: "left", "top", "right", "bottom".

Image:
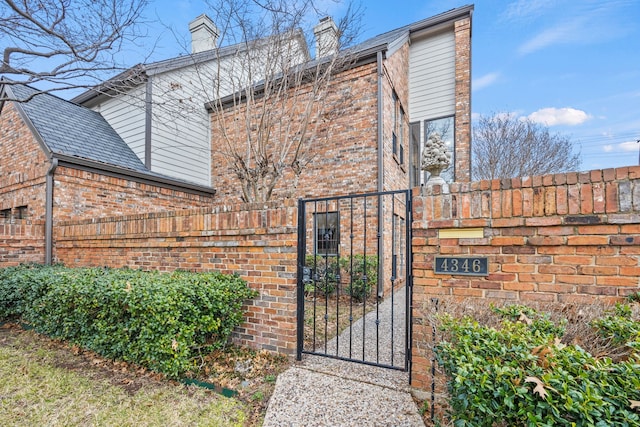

{"left": 0, "top": 265, "right": 258, "bottom": 378}
{"left": 304, "top": 255, "right": 339, "bottom": 297}
{"left": 436, "top": 305, "right": 640, "bottom": 426}
{"left": 591, "top": 303, "right": 640, "bottom": 348}
{"left": 340, "top": 255, "right": 377, "bottom": 302}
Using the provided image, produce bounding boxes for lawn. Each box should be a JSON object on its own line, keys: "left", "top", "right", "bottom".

{"left": 0, "top": 324, "right": 288, "bottom": 427}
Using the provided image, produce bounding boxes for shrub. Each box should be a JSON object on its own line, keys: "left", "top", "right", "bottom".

{"left": 304, "top": 255, "right": 339, "bottom": 297}
{"left": 435, "top": 305, "right": 640, "bottom": 426}
{"left": 0, "top": 265, "right": 258, "bottom": 378}
{"left": 339, "top": 255, "right": 378, "bottom": 302}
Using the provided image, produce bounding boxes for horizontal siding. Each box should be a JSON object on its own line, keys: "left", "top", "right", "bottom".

{"left": 408, "top": 30, "right": 456, "bottom": 121}
{"left": 95, "top": 87, "right": 146, "bottom": 162}
{"left": 148, "top": 63, "right": 216, "bottom": 186}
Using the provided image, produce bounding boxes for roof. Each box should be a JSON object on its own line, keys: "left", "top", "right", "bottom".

{"left": 1, "top": 82, "right": 216, "bottom": 196}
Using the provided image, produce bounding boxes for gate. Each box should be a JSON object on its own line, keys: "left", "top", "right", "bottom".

{"left": 296, "top": 190, "right": 412, "bottom": 372}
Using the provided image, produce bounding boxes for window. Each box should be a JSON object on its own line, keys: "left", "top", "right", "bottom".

{"left": 392, "top": 92, "right": 398, "bottom": 156}
{"left": 314, "top": 212, "right": 339, "bottom": 256}
{"left": 0, "top": 209, "right": 10, "bottom": 219}
{"left": 423, "top": 116, "right": 455, "bottom": 184}
{"left": 15, "top": 206, "right": 28, "bottom": 219}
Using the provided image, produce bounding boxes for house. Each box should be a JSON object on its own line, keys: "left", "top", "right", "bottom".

{"left": 207, "top": 5, "right": 473, "bottom": 203}
{"left": 204, "top": 5, "right": 473, "bottom": 300}
{"left": 72, "top": 14, "right": 309, "bottom": 187}
{"left": 0, "top": 82, "right": 217, "bottom": 264}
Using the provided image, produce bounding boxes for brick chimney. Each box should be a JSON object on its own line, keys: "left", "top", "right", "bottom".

{"left": 314, "top": 17, "right": 339, "bottom": 58}
{"left": 189, "top": 14, "right": 219, "bottom": 53}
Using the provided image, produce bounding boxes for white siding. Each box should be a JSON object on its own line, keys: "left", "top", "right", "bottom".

{"left": 148, "top": 63, "right": 216, "bottom": 186}
{"left": 94, "top": 86, "right": 147, "bottom": 163}
{"left": 408, "top": 30, "right": 455, "bottom": 121}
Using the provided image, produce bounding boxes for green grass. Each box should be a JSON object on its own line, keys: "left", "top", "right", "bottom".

{"left": 0, "top": 332, "right": 247, "bottom": 427}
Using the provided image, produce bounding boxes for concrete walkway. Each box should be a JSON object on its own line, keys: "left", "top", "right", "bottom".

{"left": 263, "top": 287, "right": 425, "bottom": 426}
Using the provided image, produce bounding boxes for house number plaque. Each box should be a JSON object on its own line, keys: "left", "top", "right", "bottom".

{"left": 434, "top": 256, "right": 488, "bottom": 276}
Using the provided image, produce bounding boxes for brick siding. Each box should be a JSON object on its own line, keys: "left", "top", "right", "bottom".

{"left": 410, "top": 166, "right": 640, "bottom": 389}
{"left": 0, "top": 220, "right": 45, "bottom": 265}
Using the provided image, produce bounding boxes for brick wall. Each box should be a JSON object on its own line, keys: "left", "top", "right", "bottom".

{"left": 0, "top": 219, "right": 45, "bottom": 266}
{"left": 211, "top": 62, "right": 381, "bottom": 204}
{"left": 53, "top": 166, "right": 216, "bottom": 221}
{"left": 0, "top": 102, "right": 49, "bottom": 220}
{"left": 454, "top": 17, "right": 471, "bottom": 183}
{"left": 54, "top": 200, "right": 299, "bottom": 354}
{"left": 410, "top": 166, "right": 640, "bottom": 389}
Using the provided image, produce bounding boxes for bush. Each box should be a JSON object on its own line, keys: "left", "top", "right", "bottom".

{"left": 0, "top": 265, "right": 258, "bottom": 378}
{"left": 340, "top": 255, "right": 377, "bottom": 302}
{"left": 435, "top": 304, "right": 640, "bottom": 426}
{"left": 304, "top": 255, "right": 339, "bottom": 297}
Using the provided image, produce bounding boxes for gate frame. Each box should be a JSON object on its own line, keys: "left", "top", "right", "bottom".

{"left": 295, "top": 189, "right": 413, "bottom": 378}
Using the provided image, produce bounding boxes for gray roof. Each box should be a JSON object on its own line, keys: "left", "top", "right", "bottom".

{"left": 2, "top": 83, "right": 216, "bottom": 195}
{"left": 8, "top": 83, "right": 149, "bottom": 173}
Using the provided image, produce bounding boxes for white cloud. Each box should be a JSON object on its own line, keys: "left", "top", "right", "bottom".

{"left": 620, "top": 141, "right": 639, "bottom": 152}
{"left": 527, "top": 107, "right": 591, "bottom": 126}
{"left": 472, "top": 72, "right": 500, "bottom": 91}
{"left": 502, "top": 0, "right": 555, "bottom": 21}
{"left": 518, "top": 18, "right": 584, "bottom": 55}
{"left": 603, "top": 145, "right": 613, "bottom": 152}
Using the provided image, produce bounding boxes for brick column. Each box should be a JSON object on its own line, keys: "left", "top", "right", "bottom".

{"left": 454, "top": 17, "right": 472, "bottom": 183}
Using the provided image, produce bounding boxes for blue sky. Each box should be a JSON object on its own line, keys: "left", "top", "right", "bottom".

{"left": 132, "top": 0, "right": 640, "bottom": 171}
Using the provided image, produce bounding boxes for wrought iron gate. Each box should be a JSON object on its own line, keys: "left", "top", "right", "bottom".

{"left": 296, "top": 190, "right": 412, "bottom": 372}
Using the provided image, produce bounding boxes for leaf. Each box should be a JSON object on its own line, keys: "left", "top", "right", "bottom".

{"left": 525, "top": 376, "right": 548, "bottom": 399}
{"left": 519, "top": 312, "right": 533, "bottom": 325}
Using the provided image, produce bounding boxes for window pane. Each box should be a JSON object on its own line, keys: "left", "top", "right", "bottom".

{"left": 423, "top": 116, "right": 455, "bottom": 184}
{"left": 315, "top": 212, "right": 339, "bottom": 255}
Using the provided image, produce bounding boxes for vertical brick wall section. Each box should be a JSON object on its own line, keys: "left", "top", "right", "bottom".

{"left": 0, "top": 220, "right": 45, "bottom": 265}
{"left": 54, "top": 200, "right": 299, "bottom": 354}
{"left": 410, "top": 167, "right": 640, "bottom": 389}
{"left": 454, "top": 17, "right": 471, "bottom": 183}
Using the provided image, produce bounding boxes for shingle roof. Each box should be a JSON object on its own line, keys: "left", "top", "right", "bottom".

{"left": 9, "top": 83, "right": 149, "bottom": 173}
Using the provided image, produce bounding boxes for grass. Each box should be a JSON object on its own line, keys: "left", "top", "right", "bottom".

{"left": 0, "top": 324, "right": 290, "bottom": 426}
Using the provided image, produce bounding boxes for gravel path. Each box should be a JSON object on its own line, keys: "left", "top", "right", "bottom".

{"left": 263, "top": 287, "right": 424, "bottom": 426}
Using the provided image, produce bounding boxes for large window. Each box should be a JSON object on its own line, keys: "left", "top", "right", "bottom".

{"left": 423, "top": 116, "right": 455, "bottom": 184}
{"left": 314, "top": 212, "right": 339, "bottom": 256}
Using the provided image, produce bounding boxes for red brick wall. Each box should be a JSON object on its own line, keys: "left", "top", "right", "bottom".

{"left": 0, "top": 220, "right": 45, "bottom": 266}
{"left": 0, "top": 102, "right": 49, "bottom": 220}
{"left": 52, "top": 166, "right": 216, "bottom": 221}
{"left": 54, "top": 200, "right": 298, "bottom": 354}
{"left": 410, "top": 166, "right": 640, "bottom": 389}
{"left": 211, "top": 62, "right": 381, "bottom": 203}
{"left": 454, "top": 17, "right": 471, "bottom": 183}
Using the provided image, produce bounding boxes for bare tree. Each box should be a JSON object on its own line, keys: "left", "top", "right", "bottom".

{"left": 205, "top": 0, "right": 363, "bottom": 202}
{"left": 472, "top": 113, "right": 581, "bottom": 181}
{"left": 1, "top": 0, "right": 148, "bottom": 101}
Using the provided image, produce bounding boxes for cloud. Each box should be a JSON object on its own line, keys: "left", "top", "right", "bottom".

{"left": 603, "top": 145, "right": 613, "bottom": 152}
{"left": 501, "top": 0, "right": 555, "bottom": 21}
{"left": 518, "top": 18, "right": 585, "bottom": 55}
{"left": 527, "top": 107, "right": 591, "bottom": 126}
{"left": 620, "top": 141, "right": 639, "bottom": 152}
{"left": 472, "top": 72, "right": 500, "bottom": 91}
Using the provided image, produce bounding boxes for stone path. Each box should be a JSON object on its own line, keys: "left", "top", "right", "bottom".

{"left": 263, "top": 287, "right": 424, "bottom": 426}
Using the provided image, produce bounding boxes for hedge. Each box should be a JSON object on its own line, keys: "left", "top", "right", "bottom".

{"left": 0, "top": 264, "right": 258, "bottom": 378}
{"left": 435, "top": 304, "right": 640, "bottom": 426}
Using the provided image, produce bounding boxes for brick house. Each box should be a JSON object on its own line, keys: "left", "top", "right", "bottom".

{"left": 0, "top": 82, "right": 217, "bottom": 264}
{"left": 207, "top": 6, "right": 473, "bottom": 296}
{"left": 208, "top": 5, "right": 473, "bottom": 203}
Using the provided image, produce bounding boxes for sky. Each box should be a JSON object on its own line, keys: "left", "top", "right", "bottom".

{"left": 114, "top": 0, "right": 640, "bottom": 171}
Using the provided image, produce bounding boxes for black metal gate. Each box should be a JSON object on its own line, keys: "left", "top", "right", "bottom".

{"left": 296, "top": 190, "right": 412, "bottom": 372}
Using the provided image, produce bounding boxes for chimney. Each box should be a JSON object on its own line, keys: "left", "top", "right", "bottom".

{"left": 189, "top": 14, "right": 219, "bottom": 53}
{"left": 314, "top": 17, "right": 339, "bottom": 58}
